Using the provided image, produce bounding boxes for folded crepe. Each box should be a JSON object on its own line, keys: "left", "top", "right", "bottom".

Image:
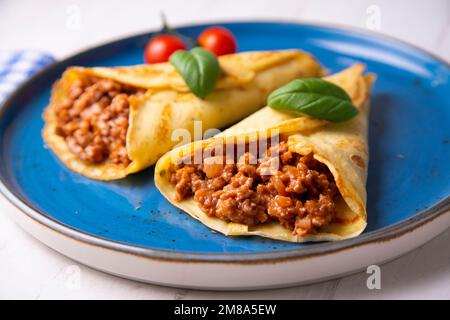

{"left": 155, "top": 64, "right": 375, "bottom": 242}
{"left": 43, "top": 50, "right": 323, "bottom": 180}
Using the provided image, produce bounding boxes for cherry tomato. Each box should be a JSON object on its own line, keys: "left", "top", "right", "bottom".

{"left": 198, "top": 26, "right": 237, "bottom": 56}
{"left": 144, "top": 34, "right": 186, "bottom": 64}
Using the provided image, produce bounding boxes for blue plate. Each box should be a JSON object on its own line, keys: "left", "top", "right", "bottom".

{"left": 0, "top": 22, "right": 449, "bottom": 258}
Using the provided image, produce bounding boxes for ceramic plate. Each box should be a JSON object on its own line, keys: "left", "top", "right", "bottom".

{"left": 1, "top": 22, "right": 449, "bottom": 290}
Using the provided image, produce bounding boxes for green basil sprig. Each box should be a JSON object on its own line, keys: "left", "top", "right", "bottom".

{"left": 169, "top": 47, "right": 221, "bottom": 99}
{"left": 267, "top": 78, "right": 358, "bottom": 122}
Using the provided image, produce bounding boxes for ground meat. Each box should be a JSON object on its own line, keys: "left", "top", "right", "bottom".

{"left": 169, "top": 141, "right": 340, "bottom": 235}
{"left": 54, "top": 77, "right": 144, "bottom": 166}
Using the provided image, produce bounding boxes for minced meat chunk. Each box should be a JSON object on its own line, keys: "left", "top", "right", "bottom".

{"left": 54, "top": 77, "right": 144, "bottom": 166}
{"left": 169, "top": 141, "right": 339, "bottom": 235}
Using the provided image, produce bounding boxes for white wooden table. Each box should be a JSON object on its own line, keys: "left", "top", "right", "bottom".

{"left": 0, "top": 0, "right": 449, "bottom": 299}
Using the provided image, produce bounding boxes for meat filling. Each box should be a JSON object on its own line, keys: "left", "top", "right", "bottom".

{"left": 54, "top": 77, "right": 145, "bottom": 166}
{"left": 169, "top": 141, "right": 339, "bottom": 236}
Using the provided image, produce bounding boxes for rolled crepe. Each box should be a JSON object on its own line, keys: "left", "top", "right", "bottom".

{"left": 155, "top": 64, "right": 375, "bottom": 242}
{"left": 43, "top": 50, "right": 323, "bottom": 180}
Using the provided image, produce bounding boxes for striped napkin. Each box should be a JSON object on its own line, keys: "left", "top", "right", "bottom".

{"left": 0, "top": 51, "right": 55, "bottom": 104}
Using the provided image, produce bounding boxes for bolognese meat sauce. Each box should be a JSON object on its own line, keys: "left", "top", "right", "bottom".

{"left": 169, "top": 141, "right": 340, "bottom": 236}
{"left": 54, "top": 77, "right": 145, "bottom": 166}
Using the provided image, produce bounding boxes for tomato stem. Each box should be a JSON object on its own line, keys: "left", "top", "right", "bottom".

{"left": 158, "top": 11, "right": 198, "bottom": 48}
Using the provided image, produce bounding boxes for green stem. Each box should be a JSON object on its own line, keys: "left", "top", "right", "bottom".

{"left": 159, "top": 11, "right": 198, "bottom": 48}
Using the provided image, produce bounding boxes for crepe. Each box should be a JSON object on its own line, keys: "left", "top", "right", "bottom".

{"left": 43, "top": 50, "right": 323, "bottom": 180}
{"left": 155, "top": 64, "right": 375, "bottom": 242}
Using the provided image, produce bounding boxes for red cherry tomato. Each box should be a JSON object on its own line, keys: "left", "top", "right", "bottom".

{"left": 198, "top": 26, "right": 237, "bottom": 56}
{"left": 144, "top": 34, "right": 186, "bottom": 64}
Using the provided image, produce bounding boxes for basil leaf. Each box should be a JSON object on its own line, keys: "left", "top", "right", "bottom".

{"left": 169, "top": 47, "right": 221, "bottom": 99}
{"left": 268, "top": 78, "right": 358, "bottom": 122}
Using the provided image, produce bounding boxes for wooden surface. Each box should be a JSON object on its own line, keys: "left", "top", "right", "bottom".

{"left": 0, "top": 0, "right": 449, "bottom": 299}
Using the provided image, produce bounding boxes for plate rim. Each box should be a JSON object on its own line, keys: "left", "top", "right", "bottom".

{"left": 1, "top": 20, "right": 449, "bottom": 263}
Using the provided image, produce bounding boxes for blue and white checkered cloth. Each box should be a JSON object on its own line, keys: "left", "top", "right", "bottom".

{"left": 0, "top": 51, "right": 55, "bottom": 104}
